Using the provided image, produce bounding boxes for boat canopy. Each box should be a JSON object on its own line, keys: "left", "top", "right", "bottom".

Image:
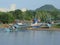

{"left": 32, "top": 18, "right": 38, "bottom": 24}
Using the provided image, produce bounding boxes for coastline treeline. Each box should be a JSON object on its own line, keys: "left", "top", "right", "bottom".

{"left": 0, "top": 5, "right": 60, "bottom": 23}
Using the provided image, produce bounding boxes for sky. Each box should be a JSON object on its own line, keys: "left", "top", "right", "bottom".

{"left": 0, "top": 0, "right": 60, "bottom": 10}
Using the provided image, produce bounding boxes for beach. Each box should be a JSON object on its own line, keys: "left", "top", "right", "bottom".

{"left": 0, "top": 24, "right": 60, "bottom": 31}
{"left": 0, "top": 24, "right": 10, "bottom": 28}
{"left": 27, "top": 27, "right": 60, "bottom": 31}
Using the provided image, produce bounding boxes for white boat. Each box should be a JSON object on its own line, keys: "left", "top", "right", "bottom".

{"left": 16, "top": 23, "right": 23, "bottom": 26}
{"left": 40, "top": 23, "right": 51, "bottom": 28}
{"left": 8, "top": 22, "right": 27, "bottom": 31}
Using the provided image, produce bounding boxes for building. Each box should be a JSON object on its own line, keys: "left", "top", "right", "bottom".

{"left": 9, "top": 4, "right": 16, "bottom": 11}
{"left": 0, "top": 4, "right": 16, "bottom": 12}
{"left": 21, "top": 8, "right": 27, "bottom": 12}
{"left": 0, "top": 8, "right": 8, "bottom": 12}
{"left": 0, "top": 4, "right": 27, "bottom": 12}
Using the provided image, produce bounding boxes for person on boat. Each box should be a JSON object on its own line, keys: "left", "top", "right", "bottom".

{"left": 32, "top": 18, "right": 38, "bottom": 24}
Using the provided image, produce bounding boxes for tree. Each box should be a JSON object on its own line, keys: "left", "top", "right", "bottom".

{"left": 0, "top": 12, "right": 15, "bottom": 23}
{"left": 22, "top": 10, "right": 35, "bottom": 20}
{"left": 50, "top": 10, "right": 60, "bottom": 20}
{"left": 35, "top": 10, "right": 51, "bottom": 22}
{"left": 9, "top": 9, "right": 23, "bottom": 20}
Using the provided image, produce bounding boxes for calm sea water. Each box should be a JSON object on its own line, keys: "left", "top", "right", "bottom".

{"left": 0, "top": 29, "right": 60, "bottom": 45}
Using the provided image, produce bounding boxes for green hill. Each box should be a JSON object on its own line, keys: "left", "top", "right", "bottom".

{"left": 36, "top": 4, "right": 57, "bottom": 11}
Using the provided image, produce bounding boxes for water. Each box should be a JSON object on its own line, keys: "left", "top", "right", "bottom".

{"left": 0, "top": 29, "right": 60, "bottom": 45}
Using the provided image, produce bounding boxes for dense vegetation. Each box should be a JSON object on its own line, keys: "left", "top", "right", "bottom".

{"left": 0, "top": 4, "right": 60, "bottom": 23}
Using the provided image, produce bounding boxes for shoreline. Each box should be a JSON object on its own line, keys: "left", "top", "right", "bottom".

{"left": 0, "top": 24, "right": 60, "bottom": 31}
{"left": 0, "top": 24, "right": 10, "bottom": 28}
{"left": 27, "top": 28, "right": 60, "bottom": 31}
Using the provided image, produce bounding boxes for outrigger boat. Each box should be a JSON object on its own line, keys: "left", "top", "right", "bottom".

{"left": 7, "top": 22, "right": 27, "bottom": 32}
{"left": 5, "top": 18, "right": 51, "bottom": 32}
{"left": 30, "top": 18, "right": 42, "bottom": 28}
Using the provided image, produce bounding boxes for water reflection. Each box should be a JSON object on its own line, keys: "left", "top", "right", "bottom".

{"left": 0, "top": 29, "right": 60, "bottom": 45}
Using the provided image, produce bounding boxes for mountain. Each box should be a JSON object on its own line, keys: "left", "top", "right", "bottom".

{"left": 36, "top": 5, "right": 57, "bottom": 11}
{"left": 58, "top": 9, "right": 60, "bottom": 11}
